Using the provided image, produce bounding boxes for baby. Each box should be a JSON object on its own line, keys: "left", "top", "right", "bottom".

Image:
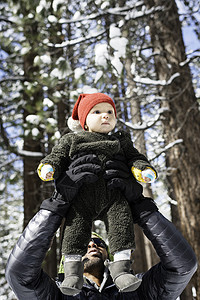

{"left": 38, "top": 93, "right": 157, "bottom": 295}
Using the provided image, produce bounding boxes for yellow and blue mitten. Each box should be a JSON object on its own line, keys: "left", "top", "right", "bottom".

{"left": 131, "top": 166, "right": 157, "bottom": 183}
{"left": 37, "top": 163, "right": 55, "bottom": 181}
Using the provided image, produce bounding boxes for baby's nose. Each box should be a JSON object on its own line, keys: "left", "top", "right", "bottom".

{"left": 102, "top": 113, "right": 109, "bottom": 119}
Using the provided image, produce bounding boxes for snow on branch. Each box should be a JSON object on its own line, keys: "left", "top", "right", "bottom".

{"left": 180, "top": 48, "right": 200, "bottom": 66}
{"left": 0, "top": 118, "right": 43, "bottom": 159}
{"left": 150, "top": 139, "right": 183, "bottom": 161}
{"left": 18, "top": 149, "right": 43, "bottom": 158}
{"left": 48, "top": 30, "right": 106, "bottom": 48}
{"left": 125, "top": 5, "right": 165, "bottom": 21}
{"left": 119, "top": 113, "right": 160, "bottom": 130}
{"left": 133, "top": 73, "right": 180, "bottom": 86}
{"left": 58, "top": 2, "right": 145, "bottom": 24}
{"left": 58, "top": 2, "right": 164, "bottom": 25}
{"left": 0, "top": 16, "right": 14, "bottom": 24}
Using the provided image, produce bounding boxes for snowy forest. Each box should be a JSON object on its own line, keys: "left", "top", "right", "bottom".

{"left": 0, "top": 0, "right": 200, "bottom": 299}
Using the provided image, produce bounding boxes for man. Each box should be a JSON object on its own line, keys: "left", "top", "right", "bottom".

{"left": 6, "top": 154, "right": 197, "bottom": 299}
{"left": 81, "top": 234, "right": 110, "bottom": 289}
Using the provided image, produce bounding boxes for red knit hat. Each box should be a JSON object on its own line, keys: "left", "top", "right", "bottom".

{"left": 68, "top": 93, "right": 117, "bottom": 131}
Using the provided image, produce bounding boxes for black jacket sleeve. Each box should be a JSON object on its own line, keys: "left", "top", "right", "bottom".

{"left": 136, "top": 211, "right": 197, "bottom": 299}
{"left": 5, "top": 209, "right": 64, "bottom": 300}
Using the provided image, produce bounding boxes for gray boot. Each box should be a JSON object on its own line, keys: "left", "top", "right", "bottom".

{"left": 108, "top": 260, "right": 142, "bottom": 292}
{"left": 60, "top": 260, "right": 84, "bottom": 296}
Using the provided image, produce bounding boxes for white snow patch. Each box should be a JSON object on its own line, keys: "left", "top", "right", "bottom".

{"left": 50, "top": 67, "right": 72, "bottom": 79}
{"left": 15, "top": 139, "right": 24, "bottom": 150}
{"left": 54, "top": 131, "right": 61, "bottom": 139}
{"left": 26, "top": 115, "right": 40, "bottom": 125}
{"left": 73, "top": 11, "right": 81, "bottom": 20}
{"left": 41, "top": 54, "right": 51, "bottom": 64}
{"left": 0, "top": 183, "right": 6, "bottom": 191}
{"left": 36, "top": 0, "right": 50, "bottom": 13}
{"left": 47, "top": 118, "right": 57, "bottom": 126}
{"left": 111, "top": 55, "right": 123, "bottom": 75}
{"left": 195, "top": 88, "right": 200, "bottom": 98}
{"left": 109, "top": 24, "right": 121, "bottom": 38}
{"left": 21, "top": 47, "right": 31, "bottom": 55}
{"left": 32, "top": 128, "right": 40, "bottom": 137}
{"left": 52, "top": 0, "right": 65, "bottom": 11}
{"left": 74, "top": 67, "right": 85, "bottom": 79}
{"left": 94, "top": 70, "right": 103, "bottom": 83}
{"left": 48, "top": 15, "right": 58, "bottom": 23}
{"left": 77, "top": 86, "right": 98, "bottom": 94}
{"left": 95, "top": 43, "right": 109, "bottom": 68}
{"left": 110, "top": 37, "right": 128, "bottom": 57}
{"left": 53, "top": 91, "right": 62, "bottom": 98}
{"left": 43, "top": 98, "right": 54, "bottom": 107}
{"left": 101, "top": 1, "right": 109, "bottom": 9}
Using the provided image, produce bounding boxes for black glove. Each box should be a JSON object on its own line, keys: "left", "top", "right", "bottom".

{"left": 56, "top": 153, "right": 101, "bottom": 201}
{"left": 104, "top": 154, "right": 143, "bottom": 202}
{"left": 103, "top": 154, "right": 158, "bottom": 223}
{"left": 129, "top": 196, "right": 158, "bottom": 224}
{"left": 40, "top": 190, "right": 71, "bottom": 217}
{"left": 40, "top": 154, "right": 101, "bottom": 217}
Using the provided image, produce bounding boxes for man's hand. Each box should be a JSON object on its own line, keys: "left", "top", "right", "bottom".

{"left": 56, "top": 154, "right": 101, "bottom": 201}
{"left": 104, "top": 154, "right": 143, "bottom": 202}
{"left": 103, "top": 154, "right": 158, "bottom": 223}
{"left": 129, "top": 197, "right": 158, "bottom": 224}
{"left": 40, "top": 154, "right": 101, "bottom": 217}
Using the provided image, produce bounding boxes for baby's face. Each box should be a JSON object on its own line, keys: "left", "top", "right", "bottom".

{"left": 85, "top": 102, "right": 116, "bottom": 133}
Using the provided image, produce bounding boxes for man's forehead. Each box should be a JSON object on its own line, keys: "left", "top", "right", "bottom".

{"left": 91, "top": 235, "right": 105, "bottom": 242}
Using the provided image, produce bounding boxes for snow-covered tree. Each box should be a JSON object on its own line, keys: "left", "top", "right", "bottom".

{"left": 0, "top": 0, "right": 199, "bottom": 298}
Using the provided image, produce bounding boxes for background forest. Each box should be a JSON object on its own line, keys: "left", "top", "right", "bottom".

{"left": 0, "top": 0, "right": 200, "bottom": 299}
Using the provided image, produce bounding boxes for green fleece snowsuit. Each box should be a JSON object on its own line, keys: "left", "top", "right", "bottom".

{"left": 40, "top": 130, "right": 155, "bottom": 256}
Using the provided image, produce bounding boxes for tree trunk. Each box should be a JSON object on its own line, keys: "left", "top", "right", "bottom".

{"left": 144, "top": 0, "right": 200, "bottom": 298}
{"left": 124, "top": 44, "right": 159, "bottom": 273}
{"left": 23, "top": 45, "right": 43, "bottom": 228}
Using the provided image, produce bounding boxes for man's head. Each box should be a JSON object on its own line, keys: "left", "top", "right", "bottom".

{"left": 83, "top": 233, "right": 109, "bottom": 275}
{"left": 67, "top": 93, "right": 117, "bottom": 132}
{"left": 58, "top": 233, "right": 111, "bottom": 279}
